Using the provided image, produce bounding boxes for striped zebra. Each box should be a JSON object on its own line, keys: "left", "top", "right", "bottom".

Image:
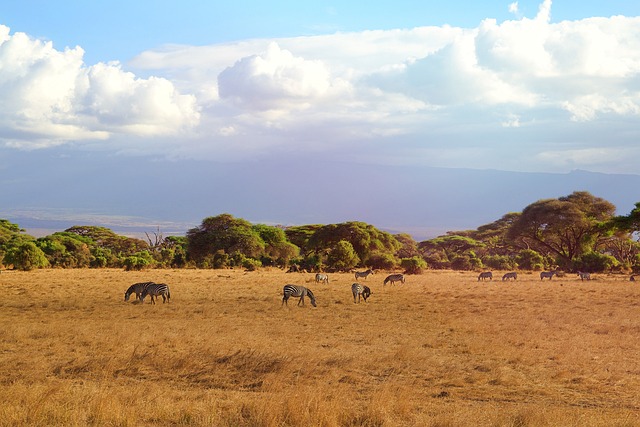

{"left": 354, "top": 269, "right": 374, "bottom": 280}
{"left": 140, "top": 283, "right": 171, "bottom": 304}
{"left": 351, "top": 283, "right": 371, "bottom": 303}
{"left": 478, "top": 271, "right": 493, "bottom": 281}
{"left": 383, "top": 274, "right": 405, "bottom": 286}
{"left": 282, "top": 285, "right": 317, "bottom": 307}
{"left": 315, "top": 273, "right": 329, "bottom": 284}
{"left": 577, "top": 271, "right": 591, "bottom": 281}
{"left": 540, "top": 271, "right": 556, "bottom": 280}
{"left": 124, "top": 281, "right": 155, "bottom": 302}
{"left": 502, "top": 272, "right": 517, "bottom": 281}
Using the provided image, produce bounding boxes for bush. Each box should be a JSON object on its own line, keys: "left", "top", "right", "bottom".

{"left": 367, "top": 252, "right": 398, "bottom": 270}
{"left": 516, "top": 249, "right": 545, "bottom": 270}
{"left": 3, "top": 241, "right": 49, "bottom": 271}
{"left": 574, "top": 252, "right": 619, "bottom": 273}
{"left": 242, "top": 258, "right": 262, "bottom": 271}
{"left": 123, "top": 256, "right": 150, "bottom": 271}
{"left": 483, "top": 255, "right": 517, "bottom": 270}
{"left": 400, "top": 256, "right": 427, "bottom": 274}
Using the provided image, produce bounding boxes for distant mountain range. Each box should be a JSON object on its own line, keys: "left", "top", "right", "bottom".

{"left": 2, "top": 152, "right": 639, "bottom": 241}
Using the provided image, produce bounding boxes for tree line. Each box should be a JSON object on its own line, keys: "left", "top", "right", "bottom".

{"left": 2, "top": 191, "right": 640, "bottom": 273}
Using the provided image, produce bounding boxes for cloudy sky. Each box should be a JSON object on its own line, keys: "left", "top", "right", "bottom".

{"left": 1, "top": 0, "right": 639, "bottom": 235}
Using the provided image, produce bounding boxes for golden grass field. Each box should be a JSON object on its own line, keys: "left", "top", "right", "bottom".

{"left": 1, "top": 268, "right": 639, "bottom": 426}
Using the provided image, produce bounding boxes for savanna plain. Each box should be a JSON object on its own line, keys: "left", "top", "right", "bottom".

{"left": 1, "top": 268, "right": 639, "bottom": 426}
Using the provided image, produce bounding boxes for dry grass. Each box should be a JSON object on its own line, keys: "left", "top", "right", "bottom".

{"left": 1, "top": 268, "right": 640, "bottom": 426}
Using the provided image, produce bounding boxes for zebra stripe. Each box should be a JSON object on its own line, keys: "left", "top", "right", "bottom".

{"left": 315, "top": 273, "right": 329, "bottom": 284}
{"left": 124, "top": 281, "right": 155, "bottom": 302}
{"left": 478, "top": 271, "right": 493, "bottom": 281}
{"left": 502, "top": 272, "right": 517, "bottom": 281}
{"left": 540, "top": 271, "right": 556, "bottom": 280}
{"left": 354, "top": 269, "right": 374, "bottom": 280}
{"left": 282, "top": 285, "right": 317, "bottom": 307}
{"left": 383, "top": 274, "right": 405, "bottom": 286}
{"left": 351, "top": 283, "right": 371, "bottom": 303}
{"left": 577, "top": 271, "right": 591, "bottom": 281}
{"left": 140, "top": 283, "right": 171, "bottom": 304}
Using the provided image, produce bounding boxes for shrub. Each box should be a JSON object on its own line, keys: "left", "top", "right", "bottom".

{"left": 483, "top": 255, "right": 517, "bottom": 270}
{"left": 573, "top": 252, "right": 619, "bottom": 273}
{"left": 516, "top": 249, "right": 545, "bottom": 270}
{"left": 401, "top": 256, "right": 428, "bottom": 274}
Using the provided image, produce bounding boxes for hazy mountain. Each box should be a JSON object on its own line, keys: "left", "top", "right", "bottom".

{"left": 2, "top": 151, "right": 639, "bottom": 240}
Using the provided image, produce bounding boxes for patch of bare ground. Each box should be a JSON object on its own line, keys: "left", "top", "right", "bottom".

{"left": 0, "top": 268, "right": 639, "bottom": 426}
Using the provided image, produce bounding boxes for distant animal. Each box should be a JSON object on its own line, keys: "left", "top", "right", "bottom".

{"left": 286, "top": 265, "right": 301, "bottom": 273}
{"left": 502, "top": 272, "right": 517, "bottom": 281}
{"left": 140, "top": 283, "right": 171, "bottom": 304}
{"left": 354, "top": 269, "right": 374, "bottom": 280}
{"left": 315, "top": 273, "right": 329, "bottom": 284}
{"left": 383, "top": 274, "right": 405, "bottom": 286}
{"left": 351, "top": 283, "right": 371, "bottom": 303}
{"left": 540, "top": 271, "right": 556, "bottom": 280}
{"left": 124, "top": 281, "right": 155, "bottom": 302}
{"left": 631, "top": 275, "right": 636, "bottom": 282}
{"left": 282, "top": 285, "right": 316, "bottom": 307}
{"left": 478, "top": 271, "right": 493, "bottom": 281}
{"left": 577, "top": 271, "right": 591, "bottom": 281}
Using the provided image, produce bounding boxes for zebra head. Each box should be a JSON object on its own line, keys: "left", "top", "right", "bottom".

{"left": 307, "top": 290, "right": 317, "bottom": 307}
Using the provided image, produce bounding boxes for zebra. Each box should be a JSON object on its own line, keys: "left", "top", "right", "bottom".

{"left": 540, "top": 271, "right": 556, "bottom": 280}
{"left": 282, "top": 285, "right": 317, "bottom": 307}
{"left": 354, "top": 269, "right": 374, "bottom": 280}
{"left": 502, "top": 272, "right": 517, "bottom": 281}
{"left": 315, "top": 273, "right": 329, "bottom": 284}
{"left": 383, "top": 274, "right": 405, "bottom": 286}
{"left": 478, "top": 271, "right": 493, "bottom": 281}
{"left": 124, "top": 281, "right": 155, "bottom": 302}
{"left": 577, "top": 271, "right": 591, "bottom": 281}
{"left": 140, "top": 283, "right": 171, "bottom": 304}
{"left": 351, "top": 283, "right": 371, "bottom": 303}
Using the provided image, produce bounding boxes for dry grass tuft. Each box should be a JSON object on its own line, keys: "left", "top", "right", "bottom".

{"left": 1, "top": 269, "right": 639, "bottom": 426}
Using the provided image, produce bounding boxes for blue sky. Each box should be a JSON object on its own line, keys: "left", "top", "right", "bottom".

{"left": 1, "top": 0, "right": 640, "bottom": 234}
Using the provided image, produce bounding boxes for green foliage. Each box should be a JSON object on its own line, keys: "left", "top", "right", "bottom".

{"left": 515, "top": 249, "right": 545, "bottom": 270}
{"left": 482, "top": 255, "right": 517, "bottom": 270}
{"left": 401, "top": 256, "right": 427, "bottom": 274}
{"left": 367, "top": 252, "right": 399, "bottom": 270}
{"left": 327, "top": 240, "right": 360, "bottom": 271}
{"left": 573, "top": 252, "right": 619, "bottom": 273}
{"left": 37, "top": 234, "right": 91, "bottom": 268}
{"left": 122, "top": 251, "right": 154, "bottom": 271}
{"left": 4, "top": 241, "right": 50, "bottom": 271}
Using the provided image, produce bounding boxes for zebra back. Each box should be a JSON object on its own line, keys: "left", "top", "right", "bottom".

{"left": 502, "top": 272, "right": 517, "bottom": 281}
{"left": 478, "top": 271, "right": 493, "bottom": 281}
{"left": 282, "top": 284, "right": 317, "bottom": 307}
{"left": 383, "top": 274, "right": 405, "bottom": 285}
{"left": 351, "top": 283, "right": 371, "bottom": 303}
{"left": 354, "top": 269, "right": 373, "bottom": 280}
{"left": 315, "top": 273, "right": 329, "bottom": 284}
{"left": 540, "top": 271, "right": 556, "bottom": 280}
{"left": 141, "top": 283, "right": 171, "bottom": 304}
{"left": 124, "top": 281, "right": 154, "bottom": 301}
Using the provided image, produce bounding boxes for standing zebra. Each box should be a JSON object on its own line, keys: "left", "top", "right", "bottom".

{"left": 383, "top": 274, "right": 405, "bottom": 286}
{"left": 540, "top": 271, "right": 556, "bottom": 280}
{"left": 502, "top": 272, "right": 517, "bottom": 281}
{"left": 577, "top": 271, "right": 591, "bottom": 281}
{"left": 477, "top": 271, "right": 493, "bottom": 281}
{"left": 282, "top": 285, "right": 317, "bottom": 307}
{"left": 140, "top": 283, "right": 171, "bottom": 304}
{"left": 354, "top": 269, "right": 374, "bottom": 280}
{"left": 351, "top": 283, "right": 371, "bottom": 303}
{"left": 124, "top": 281, "right": 155, "bottom": 302}
{"left": 315, "top": 273, "right": 329, "bottom": 284}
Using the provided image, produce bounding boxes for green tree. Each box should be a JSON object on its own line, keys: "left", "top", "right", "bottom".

{"left": 327, "top": 240, "right": 360, "bottom": 271}
{"left": 507, "top": 191, "right": 615, "bottom": 268}
{"left": 401, "top": 256, "right": 428, "bottom": 274}
{"left": 4, "top": 241, "right": 50, "bottom": 271}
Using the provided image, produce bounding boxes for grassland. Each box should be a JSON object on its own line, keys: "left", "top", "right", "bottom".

{"left": 1, "top": 268, "right": 639, "bottom": 426}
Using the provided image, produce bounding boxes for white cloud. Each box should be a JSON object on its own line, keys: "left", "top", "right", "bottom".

{"left": 0, "top": 25, "right": 200, "bottom": 149}
{"left": 509, "top": 2, "right": 519, "bottom": 15}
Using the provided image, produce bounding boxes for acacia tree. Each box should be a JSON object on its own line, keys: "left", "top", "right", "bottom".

{"left": 507, "top": 191, "right": 615, "bottom": 268}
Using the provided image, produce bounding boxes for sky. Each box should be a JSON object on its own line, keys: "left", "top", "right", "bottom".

{"left": 1, "top": 0, "right": 640, "bottom": 235}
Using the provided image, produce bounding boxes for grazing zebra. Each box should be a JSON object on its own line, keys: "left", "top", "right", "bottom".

{"left": 383, "top": 274, "right": 405, "bottom": 286}
{"left": 282, "top": 284, "right": 317, "bottom": 307}
{"left": 577, "top": 271, "right": 591, "bottom": 281}
{"left": 502, "top": 272, "right": 517, "bottom": 281}
{"left": 540, "top": 271, "right": 556, "bottom": 280}
{"left": 315, "top": 273, "right": 329, "bottom": 284}
{"left": 354, "top": 269, "right": 374, "bottom": 280}
{"left": 478, "top": 271, "right": 493, "bottom": 281}
{"left": 351, "top": 283, "right": 371, "bottom": 303}
{"left": 124, "top": 281, "right": 155, "bottom": 302}
{"left": 140, "top": 283, "right": 171, "bottom": 304}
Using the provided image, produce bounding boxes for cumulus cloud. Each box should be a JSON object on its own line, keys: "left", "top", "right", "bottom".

{"left": 0, "top": 25, "right": 199, "bottom": 149}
